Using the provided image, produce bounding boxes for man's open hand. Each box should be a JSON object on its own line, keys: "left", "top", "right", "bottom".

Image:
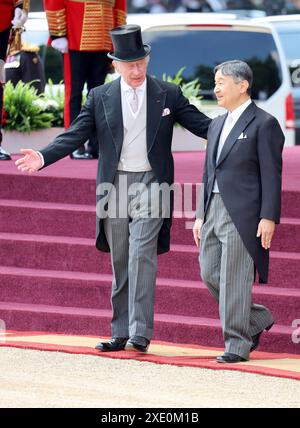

{"left": 15, "top": 149, "right": 42, "bottom": 173}
{"left": 193, "top": 218, "right": 203, "bottom": 247}
{"left": 256, "top": 218, "right": 275, "bottom": 250}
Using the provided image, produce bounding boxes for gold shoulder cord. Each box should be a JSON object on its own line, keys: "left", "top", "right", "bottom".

{"left": 7, "top": 0, "right": 31, "bottom": 56}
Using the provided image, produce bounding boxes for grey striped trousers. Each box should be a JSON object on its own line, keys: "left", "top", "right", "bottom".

{"left": 200, "top": 193, "right": 273, "bottom": 359}
{"left": 103, "top": 170, "right": 164, "bottom": 340}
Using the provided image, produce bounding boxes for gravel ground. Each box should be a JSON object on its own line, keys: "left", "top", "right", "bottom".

{"left": 0, "top": 347, "right": 299, "bottom": 408}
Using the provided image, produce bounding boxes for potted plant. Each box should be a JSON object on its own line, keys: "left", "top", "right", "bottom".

{"left": 2, "top": 80, "right": 65, "bottom": 154}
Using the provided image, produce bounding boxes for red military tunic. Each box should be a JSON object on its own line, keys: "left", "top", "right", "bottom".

{"left": 0, "top": 0, "right": 23, "bottom": 32}
{"left": 43, "top": 0, "right": 127, "bottom": 52}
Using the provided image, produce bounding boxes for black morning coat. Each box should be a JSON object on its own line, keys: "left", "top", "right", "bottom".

{"left": 200, "top": 101, "right": 285, "bottom": 283}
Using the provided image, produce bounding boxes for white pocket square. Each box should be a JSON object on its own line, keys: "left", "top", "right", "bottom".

{"left": 238, "top": 132, "right": 248, "bottom": 139}
{"left": 162, "top": 108, "right": 171, "bottom": 117}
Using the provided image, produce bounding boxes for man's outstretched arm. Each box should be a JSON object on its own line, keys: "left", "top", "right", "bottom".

{"left": 15, "top": 88, "right": 97, "bottom": 173}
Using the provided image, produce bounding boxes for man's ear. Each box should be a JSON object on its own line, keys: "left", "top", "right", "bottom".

{"left": 112, "top": 60, "right": 118, "bottom": 71}
{"left": 240, "top": 80, "right": 250, "bottom": 94}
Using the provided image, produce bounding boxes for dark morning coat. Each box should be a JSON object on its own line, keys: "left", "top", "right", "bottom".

{"left": 40, "top": 75, "right": 211, "bottom": 254}
{"left": 199, "top": 101, "right": 285, "bottom": 283}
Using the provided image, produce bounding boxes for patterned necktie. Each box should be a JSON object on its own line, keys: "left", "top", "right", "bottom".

{"left": 129, "top": 88, "right": 139, "bottom": 114}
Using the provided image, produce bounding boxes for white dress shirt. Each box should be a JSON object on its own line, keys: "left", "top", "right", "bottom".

{"left": 213, "top": 98, "right": 252, "bottom": 193}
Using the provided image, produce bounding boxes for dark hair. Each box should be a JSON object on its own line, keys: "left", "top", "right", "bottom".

{"left": 214, "top": 60, "right": 253, "bottom": 95}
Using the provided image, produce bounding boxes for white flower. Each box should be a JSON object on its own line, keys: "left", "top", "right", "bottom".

{"left": 33, "top": 98, "right": 59, "bottom": 110}
{"left": 32, "top": 99, "right": 46, "bottom": 109}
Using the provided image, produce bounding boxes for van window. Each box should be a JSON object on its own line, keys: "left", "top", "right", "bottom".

{"left": 143, "top": 26, "right": 282, "bottom": 101}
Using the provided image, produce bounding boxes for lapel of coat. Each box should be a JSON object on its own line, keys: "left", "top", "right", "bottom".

{"left": 216, "top": 101, "right": 256, "bottom": 167}
{"left": 208, "top": 114, "right": 227, "bottom": 165}
{"left": 101, "top": 77, "right": 123, "bottom": 157}
{"left": 146, "top": 76, "right": 167, "bottom": 153}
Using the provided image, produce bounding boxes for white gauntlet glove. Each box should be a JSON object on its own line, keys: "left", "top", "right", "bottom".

{"left": 51, "top": 37, "right": 69, "bottom": 53}
{"left": 11, "top": 7, "right": 28, "bottom": 29}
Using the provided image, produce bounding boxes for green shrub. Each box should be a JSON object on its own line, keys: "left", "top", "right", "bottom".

{"left": 3, "top": 81, "right": 54, "bottom": 132}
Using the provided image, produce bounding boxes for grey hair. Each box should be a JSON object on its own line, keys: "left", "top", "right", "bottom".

{"left": 214, "top": 60, "right": 253, "bottom": 95}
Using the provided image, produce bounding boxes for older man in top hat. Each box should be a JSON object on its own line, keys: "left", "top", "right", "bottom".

{"left": 15, "top": 25, "right": 211, "bottom": 353}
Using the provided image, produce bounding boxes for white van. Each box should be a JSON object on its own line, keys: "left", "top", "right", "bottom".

{"left": 127, "top": 13, "right": 295, "bottom": 147}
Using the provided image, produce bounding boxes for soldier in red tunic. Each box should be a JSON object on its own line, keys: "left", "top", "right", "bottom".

{"left": 44, "top": 0, "right": 127, "bottom": 159}
{"left": 0, "top": 0, "right": 28, "bottom": 160}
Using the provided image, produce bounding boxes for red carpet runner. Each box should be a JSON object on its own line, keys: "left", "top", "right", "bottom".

{"left": 1, "top": 331, "right": 300, "bottom": 381}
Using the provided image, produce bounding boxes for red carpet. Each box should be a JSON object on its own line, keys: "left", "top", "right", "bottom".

{"left": 0, "top": 147, "right": 300, "bottom": 355}
{"left": 1, "top": 331, "right": 300, "bottom": 381}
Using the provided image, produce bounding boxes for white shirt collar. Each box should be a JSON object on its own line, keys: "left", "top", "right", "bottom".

{"left": 228, "top": 98, "right": 252, "bottom": 123}
{"left": 120, "top": 77, "right": 147, "bottom": 94}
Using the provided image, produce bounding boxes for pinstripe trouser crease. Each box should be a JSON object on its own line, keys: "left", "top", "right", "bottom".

{"left": 103, "top": 171, "right": 164, "bottom": 341}
{"left": 199, "top": 193, "right": 273, "bottom": 359}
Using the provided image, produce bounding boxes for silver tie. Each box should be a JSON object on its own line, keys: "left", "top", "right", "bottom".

{"left": 130, "top": 89, "right": 139, "bottom": 113}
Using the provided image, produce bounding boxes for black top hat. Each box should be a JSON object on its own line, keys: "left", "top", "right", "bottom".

{"left": 108, "top": 25, "right": 151, "bottom": 62}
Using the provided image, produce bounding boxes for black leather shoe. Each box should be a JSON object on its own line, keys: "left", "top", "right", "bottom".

{"left": 125, "top": 335, "right": 150, "bottom": 353}
{"left": 70, "top": 148, "right": 93, "bottom": 159}
{"left": 216, "top": 353, "right": 247, "bottom": 363}
{"left": 95, "top": 337, "right": 128, "bottom": 352}
{"left": 250, "top": 322, "right": 274, "bottom": 352}
{"left": 0, "top": 146, "right": 11, "bottom": 160}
